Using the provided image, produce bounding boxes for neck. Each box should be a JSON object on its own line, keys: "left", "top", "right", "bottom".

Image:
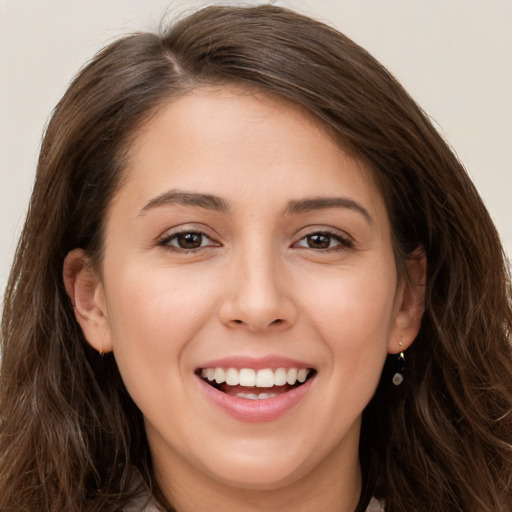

{"left": 152, "top": 435, "right": 363, "bottom": 512}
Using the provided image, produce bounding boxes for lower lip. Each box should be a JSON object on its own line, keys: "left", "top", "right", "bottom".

{"left": 197, "top": 375, "right": 315, "bottom": 423}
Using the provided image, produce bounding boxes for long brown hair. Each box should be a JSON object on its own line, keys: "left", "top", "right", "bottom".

{"left": 1, "top": 5, "right": 511, "bottom": 511}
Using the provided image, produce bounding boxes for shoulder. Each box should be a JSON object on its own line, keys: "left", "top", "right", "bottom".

{"left": 121, "top": 471, "right": 167, "bottom": 512}
{"left": 366, "top": 497, "right": 385, "bottom": 511}
{"left": 123, "top": 493, "right": 166, "bottom": 512}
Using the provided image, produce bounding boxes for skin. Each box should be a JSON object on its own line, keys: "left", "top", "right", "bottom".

{"left": 64, "top": 87, "right": 425, "bottom": 512}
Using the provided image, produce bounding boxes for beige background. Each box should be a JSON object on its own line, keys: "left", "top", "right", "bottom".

{"left": 1, "top": 0, "right": 511, "bottom": 296}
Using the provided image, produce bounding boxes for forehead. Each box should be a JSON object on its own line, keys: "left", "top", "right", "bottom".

{"left": 113, "top": 86, "right": 387, "bottom": 226}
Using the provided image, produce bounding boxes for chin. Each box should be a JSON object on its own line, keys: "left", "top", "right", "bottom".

{"left": 197, "top": 442, "right": 319, "bottom": 491}
{"left": 208, "top": 461, "right": 308, "bottom": 491}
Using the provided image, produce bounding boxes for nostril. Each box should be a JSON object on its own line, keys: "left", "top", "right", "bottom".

{"left": 227, "top": 318, "right": 287, "bottom": 329}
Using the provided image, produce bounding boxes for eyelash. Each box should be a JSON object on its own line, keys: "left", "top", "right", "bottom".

{"left": 293, "top": 230, "right": 354, "bottom": 252}
{"left": 159, "top": 228, "right": 354, "bottom": 255}
{"left": 159, "top": 230, "right": 219, "bottom": 252}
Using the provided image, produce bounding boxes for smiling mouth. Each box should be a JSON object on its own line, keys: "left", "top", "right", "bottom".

{"left": 197, "top": 367, "right": 317, "bottom": 400}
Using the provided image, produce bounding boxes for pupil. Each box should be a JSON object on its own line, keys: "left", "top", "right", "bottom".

{"left": 178, "top": 233, "right": 202, "bottom": 249}
{"left": 308, "top": 234, "right": 330, "bottom": 249}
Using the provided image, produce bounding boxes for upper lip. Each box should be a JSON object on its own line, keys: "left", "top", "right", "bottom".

{"left": 196, "top": 355, "right": 315, "bottom": 371}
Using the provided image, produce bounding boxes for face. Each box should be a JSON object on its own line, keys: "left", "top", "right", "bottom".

{"left": 66, "top": 87, "right": 424, "bottom": 501}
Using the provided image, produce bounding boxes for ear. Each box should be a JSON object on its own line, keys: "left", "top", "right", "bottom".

{"left": 388, "top": 248, "right": 427, "bottom": 354}
{"left": 63, "top": 249, "right": 113, "bottom": 354}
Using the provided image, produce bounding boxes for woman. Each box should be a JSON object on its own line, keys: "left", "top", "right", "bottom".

{"left": 1, "top": 5, "right": 511, "bottom": 511}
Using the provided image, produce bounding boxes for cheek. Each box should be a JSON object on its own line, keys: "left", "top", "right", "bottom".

{"left": 106, "top": 260, "right": 218, "bottom": 338}
{"left": 302, "top": 263, "right": 397, "bottom": 368}
{"left": 102, "top": 264, "right": 220, "bottom": 394}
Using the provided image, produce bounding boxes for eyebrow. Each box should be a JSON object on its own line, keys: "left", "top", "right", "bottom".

{"left": 139, "top": 190, "right": 230, "bottom": 215}
{"left": 139, "top": 190, "right": 372, "bottom": 224}
{"left": 284, "top": 197, "right": 373, "bottom": 224}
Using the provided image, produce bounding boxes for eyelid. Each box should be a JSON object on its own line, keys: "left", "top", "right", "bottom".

{"left": 158, "top": 224, "right": 221, "bottom": 250}
{"left": 292, "top": 226, "right": 355, "bottom": 250}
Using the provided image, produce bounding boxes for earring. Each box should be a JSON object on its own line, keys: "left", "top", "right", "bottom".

{"left": 392, "top": 351, "right": 405, "bottom": 386}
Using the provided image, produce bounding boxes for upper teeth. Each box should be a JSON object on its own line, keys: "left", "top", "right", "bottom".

{"left": 200, "top": 367, "right": 310, "bottom": 387}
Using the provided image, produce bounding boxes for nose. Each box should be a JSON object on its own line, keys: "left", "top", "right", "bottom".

{"left": 217, "top": 247, "right": 298, "bottom": 332}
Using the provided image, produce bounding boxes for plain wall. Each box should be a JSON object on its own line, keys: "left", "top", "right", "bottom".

{"left": 1, "top": 0, "right": 511, "bottom": 296}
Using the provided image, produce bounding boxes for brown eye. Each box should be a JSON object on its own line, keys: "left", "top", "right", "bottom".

{"left": 176, "top": 232, "right": 203, "bottom": 249}
{"left": 161, "top": 231, "right": 216, "bottom": 251}
{"left": 306, "top": 233, "right": 332, "bottom": 249}
{"left": 294, "top": 231, "right": 353, "bottom": 251}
